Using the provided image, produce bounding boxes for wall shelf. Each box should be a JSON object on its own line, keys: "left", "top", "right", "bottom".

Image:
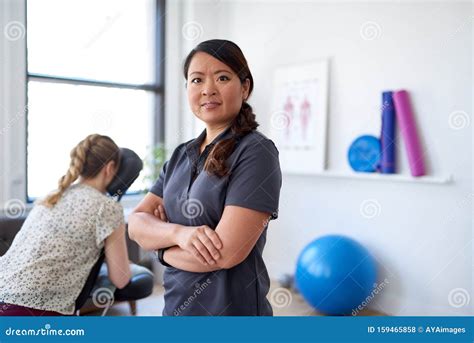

{"left": 297, "top": 171, "right": 453, "bottom": 184}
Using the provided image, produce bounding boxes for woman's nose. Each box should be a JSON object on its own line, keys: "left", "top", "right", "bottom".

{"left": 201, "top": 82, "right": 217, "bottom": 96}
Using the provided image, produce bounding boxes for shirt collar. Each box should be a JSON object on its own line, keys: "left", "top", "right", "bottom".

{"left": 186, "top": 125, "right": 233, "bottom": 152}
{"left": 185, "top": 126, "right": 234, "bottom": 162}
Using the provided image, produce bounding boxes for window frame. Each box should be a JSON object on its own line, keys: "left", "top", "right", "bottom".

{"left": 24, "top": 0, "right": 166, "bottom": 203}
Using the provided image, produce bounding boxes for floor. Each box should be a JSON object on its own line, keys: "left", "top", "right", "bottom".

{"left": 83, "top": 281, "right": 385, "bottom": 317}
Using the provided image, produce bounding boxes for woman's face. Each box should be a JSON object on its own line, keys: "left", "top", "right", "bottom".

{"left": 186, "top": 52, "right": 250, "bottom": 127}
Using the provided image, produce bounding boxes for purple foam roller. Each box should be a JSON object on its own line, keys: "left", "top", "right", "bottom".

{"left": 380, "top": 91, "right": 396, "bottom": 173}
{"left": 393, "top": 90, "right": 425, "bottom": 176}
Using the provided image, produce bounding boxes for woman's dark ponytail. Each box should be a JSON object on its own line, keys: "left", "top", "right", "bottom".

{"left": 204, "top": 101, "right": 259, "bottom": 177}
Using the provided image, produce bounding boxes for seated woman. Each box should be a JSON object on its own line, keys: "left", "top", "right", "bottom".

{"left": 0, "top": 134, "right": 131, "bottom": 316}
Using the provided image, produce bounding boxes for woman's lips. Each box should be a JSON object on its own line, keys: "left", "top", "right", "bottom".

{"left": 202, "top": 102, "right": 221, "bottom": 109}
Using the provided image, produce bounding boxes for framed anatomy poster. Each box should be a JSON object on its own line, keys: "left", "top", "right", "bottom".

{"left": 270, "top": 59, "right": 329, "bottom": 174}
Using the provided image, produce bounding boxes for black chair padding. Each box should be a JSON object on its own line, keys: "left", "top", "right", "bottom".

{"left": 75, "top": 250, "right": 106, "bottom": 311}
{"left": 114, "top": 271, "right": 154, "bottom": 301}
{"left": 0, "top": 216, "right": 25, "bottom": 256}
{"left": 107, "top": 148, "right": 143, "bottom": 201}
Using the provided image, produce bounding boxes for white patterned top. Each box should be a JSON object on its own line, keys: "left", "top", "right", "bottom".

{"left": 0, "top": 183, "right": 124, "bottom": 315}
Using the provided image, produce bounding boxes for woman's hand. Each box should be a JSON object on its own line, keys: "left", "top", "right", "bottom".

{"left": 151, "top": 204, "right": 222, "bottom": 265}
{"left": 154, "top": 204, "right": 168, "bottom": 222}
{"left": 176, "top": 225, "right": 223, "bottom": 266}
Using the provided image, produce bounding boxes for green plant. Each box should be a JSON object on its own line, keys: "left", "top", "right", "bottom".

{"left": 142, "top": 143, "right": 167, "bottom": 192}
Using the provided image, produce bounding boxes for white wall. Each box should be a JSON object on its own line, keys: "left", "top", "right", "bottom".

{"left": 171, "top": 0, "right": 473, "bottom": 315}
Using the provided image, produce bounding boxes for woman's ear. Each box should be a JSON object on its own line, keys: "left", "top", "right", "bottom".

{"left": 105, "top": 160, "right": 117, "bottom": 179}
{"left": 242, "top": 78, "right": 250, "bottom": 100}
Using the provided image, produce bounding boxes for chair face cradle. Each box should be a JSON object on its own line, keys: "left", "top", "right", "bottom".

{"left": 107, "top": 148, "right": 144, "bottom": 201}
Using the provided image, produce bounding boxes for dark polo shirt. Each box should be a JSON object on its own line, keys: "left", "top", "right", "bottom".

{"left": 150, "top": 126, "right": 282, "bottom": 316}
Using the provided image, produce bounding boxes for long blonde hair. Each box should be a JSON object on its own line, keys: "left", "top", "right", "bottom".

{"left": 41, "top": 134, "right": 120, "bottom": 208}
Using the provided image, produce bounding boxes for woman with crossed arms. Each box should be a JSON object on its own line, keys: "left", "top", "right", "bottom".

{"left": 129, "top": 39, "right": 282, "bottom": 316}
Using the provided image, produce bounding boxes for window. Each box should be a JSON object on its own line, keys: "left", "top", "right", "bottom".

{"left": 26, "top": 0, "right": 164, "bottom": 200}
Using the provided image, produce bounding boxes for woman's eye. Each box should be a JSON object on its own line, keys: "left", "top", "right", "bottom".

{"left": 218, "top": 75, "right": 230, "bottom": 81}
{"left": 191, "top": 78, "right": 201, "bottom": 84}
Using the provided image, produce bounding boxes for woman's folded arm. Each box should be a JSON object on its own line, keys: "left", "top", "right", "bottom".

{"left": 164, "top": 205, "right": 270, "bottom": 272}
{"left": 128, "top": 192, "right": 182, "bottom": 251}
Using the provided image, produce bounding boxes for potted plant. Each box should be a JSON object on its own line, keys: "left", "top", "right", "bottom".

{"left": 142, "top": 143, "right": 167, "bottom": 192}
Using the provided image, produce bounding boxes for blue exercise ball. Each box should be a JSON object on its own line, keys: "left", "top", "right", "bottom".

{"left": 295, "top": 235, "right": 377, "bottom": 315}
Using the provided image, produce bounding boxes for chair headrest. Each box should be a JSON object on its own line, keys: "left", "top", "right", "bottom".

{"left": 106, "top": 148, "right": 143, "bottom": 201}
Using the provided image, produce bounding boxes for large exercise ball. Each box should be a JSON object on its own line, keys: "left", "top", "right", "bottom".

{"left": 295, "top": 235, "right": 377, "bottom": 315}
